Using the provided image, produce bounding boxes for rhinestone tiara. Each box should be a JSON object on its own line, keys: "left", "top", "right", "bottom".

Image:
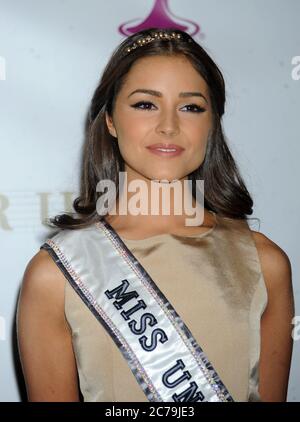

{"left": 125, "top": 31, "right": 193, "bottom": 54}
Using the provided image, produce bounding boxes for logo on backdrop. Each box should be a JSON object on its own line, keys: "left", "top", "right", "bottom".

{"left": 118, "top": 0, "right": 204, "bottom": 40}
{"left": 0, "top": 192, "right": 75, "bottom": 231}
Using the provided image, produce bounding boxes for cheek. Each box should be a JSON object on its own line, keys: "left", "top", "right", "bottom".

{"left": 190, "top": 145, "right": 207, "bottom": 169}
{"left": 117, "top": 135, "right": 143, "bottom": 166}
{"left": 187, "top": 129, "right": 210, "bottom": 168}
{"left": 193, "top": 114, "right": 212, "bottom": 147}
{"left": 118, "top": 118, "right": 147, "bottom": 146}
{"left": 189, "top": 126, "right": 209, "bottom": 153}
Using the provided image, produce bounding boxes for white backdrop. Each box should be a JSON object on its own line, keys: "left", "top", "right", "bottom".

{"left": 0, "top": 0, "right": 299, "bottom": 401}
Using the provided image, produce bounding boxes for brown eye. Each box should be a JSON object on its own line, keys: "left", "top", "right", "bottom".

{"left": 131, "top": 101, "right": 206, "bottom": 113}
{"left": 131, "top": 101, "right": 155, "bottom": 111}
{"left": 182, "top": 104, "right": 206, "bottom": 113}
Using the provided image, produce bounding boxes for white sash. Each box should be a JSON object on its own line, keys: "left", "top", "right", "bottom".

{"left": 42, "top": 218, "right": 234, "bottom": 402}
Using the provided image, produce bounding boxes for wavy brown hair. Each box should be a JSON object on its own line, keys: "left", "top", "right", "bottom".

{"left": 49, "top": 27, "right": 258, "bottom": 230}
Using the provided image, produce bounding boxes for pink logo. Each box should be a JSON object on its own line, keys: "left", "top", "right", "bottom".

{"left": 118, "top": 0, "right": 204, "bottom": 40}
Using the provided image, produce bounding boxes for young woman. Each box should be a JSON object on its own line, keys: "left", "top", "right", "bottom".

{"left": 17, "top": 28, "right": 294, "bottom": 402}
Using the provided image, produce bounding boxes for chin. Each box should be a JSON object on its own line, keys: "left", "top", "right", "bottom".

{"left": 128, "top": 164, "right": 184, "bottom": 183}
{"left": 148, "top": 173, "right": 181, "bottom": 183}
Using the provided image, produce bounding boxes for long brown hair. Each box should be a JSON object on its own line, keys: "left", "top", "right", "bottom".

{"left": 49, "top": 27, "right": 258, "bottom": 230}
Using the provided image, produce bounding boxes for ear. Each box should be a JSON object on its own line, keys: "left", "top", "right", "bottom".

{"left": 105, "top": 112, "right": 117, "bottom": 138}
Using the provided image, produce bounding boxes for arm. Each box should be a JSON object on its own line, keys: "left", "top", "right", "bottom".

{"left": 252, "top": 231, "right": 295, "bottom": 402}
{"left": 17, "top": 249, "right": 80, "bottom": 402}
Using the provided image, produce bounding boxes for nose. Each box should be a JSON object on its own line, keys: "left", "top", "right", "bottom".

{"left": 155, "top": 109, "right": 180, "bottom": 137}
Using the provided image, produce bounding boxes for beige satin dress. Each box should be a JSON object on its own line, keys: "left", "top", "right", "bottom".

{"left": 63, "top": 212, "right": 267, "bottom": 402}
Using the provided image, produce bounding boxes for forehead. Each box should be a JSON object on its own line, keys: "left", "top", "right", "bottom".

{"left": 121, "top": 55, "right": 209, "bottom": 93}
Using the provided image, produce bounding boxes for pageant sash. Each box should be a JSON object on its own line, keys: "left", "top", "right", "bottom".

{"left": 41, "top": 219, "right": 234, "bottom": 402}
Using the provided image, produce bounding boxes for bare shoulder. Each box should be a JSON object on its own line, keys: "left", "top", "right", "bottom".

{"left": 17, "top": 249, "right": 79, "bottom": 401}
{"left": 251, "top": 230, "right": 295, "bottom": 401}
{"left": 250, "top": 230, "right": 292, "bottom": 293}
{"left": 22, "top": 248, "right": 65, "bottom": 288}
{"left": 19, "top": 248, "right": 67, "bottom": 321}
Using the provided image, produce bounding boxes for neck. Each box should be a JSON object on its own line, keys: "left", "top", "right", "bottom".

{"left": 104, "top": 170, "right": 207, "bottom": 232}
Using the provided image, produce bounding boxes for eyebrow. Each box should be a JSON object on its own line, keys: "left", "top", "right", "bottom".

{"left": 127, "top": 88, "right": 208, "bottom": 104}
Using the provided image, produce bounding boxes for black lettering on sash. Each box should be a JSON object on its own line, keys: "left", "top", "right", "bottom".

{"left": 105, "top": 279, "right": 169, "bottom": 352}
{"left": 104, "top": 279, "right": 138, "bottom": 309}
{"left": 128, "top": 313, "right": 158, "bottom": 335}
{"left": 121, "top": 299, "right": 147, "bottom": 320}
{"left": 139, "top": 328, "right": 168, "bottom": 352}
{"left": 172, "top": 381, "right": 205, "bottom": 402}
{"left": 162, "top": 359, "right": 191, "bottom": 388}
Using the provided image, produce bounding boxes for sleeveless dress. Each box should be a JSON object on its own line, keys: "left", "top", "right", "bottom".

{"left": 41, "top": 211, "right": 268, "bottom": 402}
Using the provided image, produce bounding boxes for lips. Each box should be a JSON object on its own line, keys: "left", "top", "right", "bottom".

{"left": 146, "top": 143, "right": 184, "bottom": 152}
{"left": 146, "top": 143, "right": 185, "bottom": 157}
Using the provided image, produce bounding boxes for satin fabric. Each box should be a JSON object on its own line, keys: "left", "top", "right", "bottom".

{"left": 42, "top": 212, "right": 267, "bottom": 402}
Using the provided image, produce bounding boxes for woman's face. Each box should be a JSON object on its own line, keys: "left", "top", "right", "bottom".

{"left": 105, "top": 54, "right": 213, "bottom": 183}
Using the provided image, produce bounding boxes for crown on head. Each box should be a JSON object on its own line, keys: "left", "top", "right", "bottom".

{"left": 125, "top": 30, "right": 192, "bottom": 54}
